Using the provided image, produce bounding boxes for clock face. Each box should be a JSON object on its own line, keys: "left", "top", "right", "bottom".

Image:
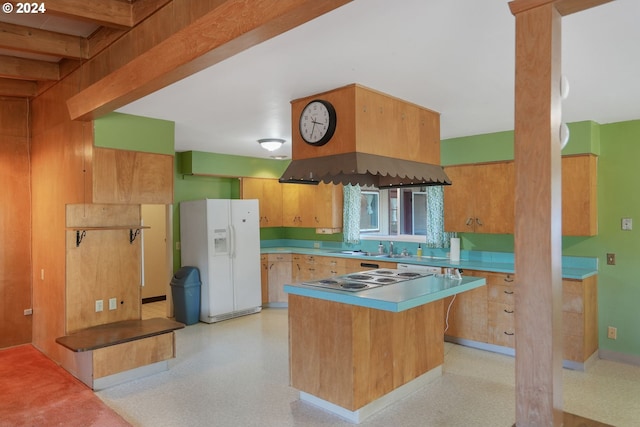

{"left": 299, "top": 100, "right": 337, "bottom": 146}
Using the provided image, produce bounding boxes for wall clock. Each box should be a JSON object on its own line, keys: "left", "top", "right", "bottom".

{"left": 299, "top": 99, "right": 337, "bottom": 146}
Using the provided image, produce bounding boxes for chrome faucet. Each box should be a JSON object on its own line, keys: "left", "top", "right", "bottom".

{"left": 389, "top": 241, "right": 394, "bottom": 255}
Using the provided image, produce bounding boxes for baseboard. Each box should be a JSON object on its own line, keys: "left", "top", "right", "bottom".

{"left": 598, "top": 348, "right": 640, "bottom": 367}
{"left": 142, "top": 295, "right": 167, "bottom": 304}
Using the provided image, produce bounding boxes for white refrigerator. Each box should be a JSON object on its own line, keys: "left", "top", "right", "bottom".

{"left": 180, "top": 199, "right": 262, "bottom": 323}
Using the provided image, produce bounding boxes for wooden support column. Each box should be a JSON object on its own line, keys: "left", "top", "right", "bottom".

{"left": 509, "top": 1, "right": 611, "bottom": 425}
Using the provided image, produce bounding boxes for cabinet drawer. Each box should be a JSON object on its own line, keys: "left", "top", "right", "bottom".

{"left": 487, "top": 284, "right": 515, "bottom": 304}
{"left": 268, "top": 253, "right": 291, "bottom": 262}
{"left": 488, "top": 302, "right": 515, "bottom": 348}
{"left": 483, "top": 272, "right": 516, "bottom": 286}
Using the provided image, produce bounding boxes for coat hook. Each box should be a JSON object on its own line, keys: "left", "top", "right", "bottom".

{"left": 76, "top": 230, "right": 86, "bottom": 247}
{"left": 129, "top": 228, "right": 141, "bottom": 244}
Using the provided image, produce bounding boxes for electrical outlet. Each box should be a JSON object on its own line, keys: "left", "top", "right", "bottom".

{"left": 313, "top": 242, "right": 320, "bottom": 249}
{"left": 608, "top": 326, "right": 617, "bottom": 340}
{"left": 176, "top": 241, "right": 181, "bottom": 250}
{"left": 109, "top": 298, "right": 117, "bottom": 310}
{"left": 95, "top": 300, "right": 104, "bottom": 312}
{"left": 622, "top": 217, "right": 633, "bottom": 231}
{"left": 606, "top": 253, "right": 616, "bottom": 265}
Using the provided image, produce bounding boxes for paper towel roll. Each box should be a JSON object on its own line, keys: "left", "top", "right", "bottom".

{"left": 450, "top": 237, "right": 460, "bottom": 262}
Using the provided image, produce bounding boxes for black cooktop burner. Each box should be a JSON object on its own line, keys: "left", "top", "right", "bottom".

{"left": 398, "top": 272, "right": 421, "bottom": 278}
{"left": 318, "top": 279, "right": 339, "bottom": 284}
{"left": 375, "top": 278, "right": 397, "bottom": 284}
{"left": 374, "top": 270, "right": 395, "bottom": 275}
{"left": 341, "top": 281, "right": 367, "bottom": 289}
{"left": 347, "top": 274, "right": 374, "bottom": 280}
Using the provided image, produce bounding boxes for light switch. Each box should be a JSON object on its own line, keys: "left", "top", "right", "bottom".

{"left": 622, "top": 218, "right": 632, "bottom": 231}
{"left": 109, "top": 298, "right": 117, "bottom": 310}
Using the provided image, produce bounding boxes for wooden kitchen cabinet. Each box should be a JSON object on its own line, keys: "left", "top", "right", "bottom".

{"left": 444, "top": 155, "right": 597, "bottom": 236}
{"left": 93, "top": 147, "right": 173, "bottom": 204}
{"left": 562, "top": 276, "right": 598, "bottom": 364}
{"left": 444, "top": 162, "right": 514, "bottom": 234}
{"left": 267, "top": 253, "right": 291, "bottom": 304}
{"left": 562, "top": 154, "right": 598, "bottom": 236}
{"left": 486, "top": 272, "right": 516, "bottom": 347}
{"left": 443, "top": 270, "right": 488, "bottom": 342}
{"left": 445, "top": 269, "right": 598, "bottom": 368}
{"left": 242, "top": 178, "right": 283, "bottom": 227}
{"left": 282, "top": 183, "right": 343, "bottom": 231}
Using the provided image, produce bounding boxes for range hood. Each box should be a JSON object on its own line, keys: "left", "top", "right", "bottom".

{"left": 279, "top": 152, "right": 450, "bottom": 188}
{"left": 281, "top": 84, "right": 451, "bottom": 188}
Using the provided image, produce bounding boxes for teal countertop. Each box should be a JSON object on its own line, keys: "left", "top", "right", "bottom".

{"left": 261, "top": 247, "right": 597, "bottom": 280}
{"left": 284, "top": 275, "right": 486, "bottom": 312}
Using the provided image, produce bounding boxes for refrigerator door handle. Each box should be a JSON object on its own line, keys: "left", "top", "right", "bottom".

{"left": 229, "top": 224, "right": 236, "bottom": 259}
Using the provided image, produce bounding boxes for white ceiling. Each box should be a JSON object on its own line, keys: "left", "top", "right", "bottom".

{"left": 117, "top": 0, "right": 640, "bottom": 160}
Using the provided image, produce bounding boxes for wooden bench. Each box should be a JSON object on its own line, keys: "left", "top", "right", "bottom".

{"left": 56, "top": 318, "right": 184, "bottom": 390}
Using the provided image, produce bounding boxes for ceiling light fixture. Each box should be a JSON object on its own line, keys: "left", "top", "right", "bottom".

{"left": 258, "top": 138, "right": 285, "bottom": 152}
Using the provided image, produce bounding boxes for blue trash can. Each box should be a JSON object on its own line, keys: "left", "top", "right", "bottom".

{"left": 171, "top": 267, "right": 201, "bottom": 325}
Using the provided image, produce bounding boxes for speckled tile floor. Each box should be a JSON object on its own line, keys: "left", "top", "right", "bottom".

{"left": 98, "top": 305, "right": 640, "bottom": 426}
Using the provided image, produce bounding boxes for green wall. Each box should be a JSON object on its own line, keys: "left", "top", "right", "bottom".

{"left": 441, "top": 119, "right": 640, "bottom": 358}
{"left": 94, "top": 112, "right": 175, "bottom": 155}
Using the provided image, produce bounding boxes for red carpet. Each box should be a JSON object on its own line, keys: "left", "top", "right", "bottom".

{"left": 0, "top": 345, "right": 131, "bottom": 427}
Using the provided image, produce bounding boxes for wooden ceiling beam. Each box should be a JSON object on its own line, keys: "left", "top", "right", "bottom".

{"left": 0, "top": 22, "right": 87, "bottom": 59}
{"left": 0, "top": 55, "right": 60, "bottom": 81}
{"left": 0, "top": 78, "right": 37, "bottom": 98}
{"left": 131, "top": 0, "right": 174, "bottom": 25}
{"left": 66, "top": 0, "right": 352, "bottom": 121}
{"left": 41, "top": 0, "right": 135, "bottom": 29}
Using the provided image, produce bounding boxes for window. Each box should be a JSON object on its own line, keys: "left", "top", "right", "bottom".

{"left": 360, "top": 191, "right": 379, "bottom": 232}
{"left": 360, "top": 188, "right": 428, "bottom": 237}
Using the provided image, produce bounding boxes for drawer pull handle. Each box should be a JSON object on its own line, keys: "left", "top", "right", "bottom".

{"left": 465, "top": 217, "right": 474, "bottom": 226}
{"left": 504, "top": 276, "right": 514, "bottom": 283}
{"left": 504, "top": 290, "right": 514, "bottom": 295}
{"left": 504, "top": 332, "right": 515, "bottom": 336}
{"left": 504, "top": 309, "right": 514, "bottom": 314}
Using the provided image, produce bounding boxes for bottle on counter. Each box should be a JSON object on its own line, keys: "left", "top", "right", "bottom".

{"left": 378, "top": 242, "right": 384, "bottom": 254}
{"left": 416, "top": 244, "right": 422, "bottom": 257}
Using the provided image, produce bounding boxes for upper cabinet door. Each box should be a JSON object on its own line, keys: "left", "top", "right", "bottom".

{"left": 242, "top": 178, "right": 283, "bottom": 227}
{"left": 562, "top": 155, "right": 598, "bottom": 236}
{"left": 93, "top": 147, "right": 173, "bottom": 204}
{"left": 444, "top": 162, "right": 514, "bottom": 234}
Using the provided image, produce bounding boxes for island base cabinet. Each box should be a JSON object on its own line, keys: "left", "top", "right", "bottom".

{"left": 288, "top": 294, "right": 444, "bottom": 411}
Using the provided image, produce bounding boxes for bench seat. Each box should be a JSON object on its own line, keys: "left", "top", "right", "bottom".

{"left": 56, "top": 318, "right": 185, "bottom": 390}
{"left": 56, "top": 318, "right": 184, "bottom": 352}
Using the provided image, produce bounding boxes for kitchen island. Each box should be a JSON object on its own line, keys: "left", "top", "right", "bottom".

{"left": 284, "top": 274, "right": 486, "bottom": 423}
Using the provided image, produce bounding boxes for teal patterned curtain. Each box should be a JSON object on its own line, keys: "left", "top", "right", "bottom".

{"left": 343, "top": 185, "right": 361, "bottom": 244}
{"left": 425, "top": 186, "right": 456, "bottom": 248}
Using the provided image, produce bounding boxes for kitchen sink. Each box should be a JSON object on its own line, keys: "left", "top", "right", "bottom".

{"left": 331, "top": 250, "right": 412, "bottom": 259}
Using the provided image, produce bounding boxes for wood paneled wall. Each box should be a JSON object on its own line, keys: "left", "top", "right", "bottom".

{"left": 30, "top": 73, "right": 93, "bottom": 365}
{"left": 0, "top": 97, "right": 31, "bottom": 348}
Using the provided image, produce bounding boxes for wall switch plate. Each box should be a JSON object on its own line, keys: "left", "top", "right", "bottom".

{"left": 608, "top": 326, "right": 617, "bottom": 340}
{"left": 622, "top": 217, "right": 633, "bottom": 230}
{"left": 176, "top": 241, "right": 181, "bottom": 250}
{"left": 606, "top": 253, "right": 616, "bottom": 265}
{"left": 109, "top": 298, "right": 117, "bottom": 310}
{"left": 95, "top": 300, "right": 104, "bottom": 312}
